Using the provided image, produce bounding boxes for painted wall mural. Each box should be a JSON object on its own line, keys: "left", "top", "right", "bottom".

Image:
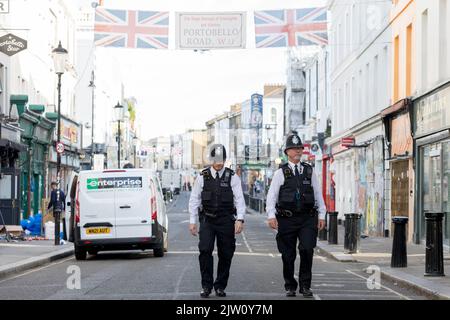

{"left": 356, "top": 136, "right": 385, "bottom": 236}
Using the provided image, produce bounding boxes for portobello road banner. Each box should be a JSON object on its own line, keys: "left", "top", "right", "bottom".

{"left": 176, "top": 12, "right": 246, "bottom": 50}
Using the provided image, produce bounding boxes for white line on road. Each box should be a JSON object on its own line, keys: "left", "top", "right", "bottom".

{"left": 167, "top": 250, "right": 279, "bottom": 257}
{"left": 179, "top": 220, "right": 190, "bottom": 224}
{"left": 345, "top": 269, "right": 411, "bottom": 300}
{"left": 240, "top": 231, "right": 253, "bottom": 253}
{"left": 0, "top": 256, "right": 74, "bottom": 284}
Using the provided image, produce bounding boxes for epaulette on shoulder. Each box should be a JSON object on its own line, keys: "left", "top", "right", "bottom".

{"left": 225, "top": 167, "right": 235, "bottom": 175}
{"left": 301, "top": 162, "right": 312, "bottom": 168}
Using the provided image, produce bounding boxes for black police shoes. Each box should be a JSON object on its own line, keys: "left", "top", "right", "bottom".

{"left": 200, "top": 287, "right": 212, "bottom": 298}
{"left": 300, "top": 287, "right": 314, "bottom": 298}
{"left": 215, "top": 288, "right": 227, "bottom": 297}
{"left": 286, "top": 289, "right": 296, "bottom": 297}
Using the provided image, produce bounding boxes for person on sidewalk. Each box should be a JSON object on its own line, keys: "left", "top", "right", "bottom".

{"left": 188, "top": 144, "right": 246, "bottom": 298}
{"left": 266, "top": 132, "right": 326, "bottom": 298}
{"left": 48, "top": 181, "right": 66, "bottom": 214}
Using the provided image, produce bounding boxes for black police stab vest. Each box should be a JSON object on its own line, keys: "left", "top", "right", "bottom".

{"left": 277, "top": 162, "right": 316, "bottom": 213}
{"left": 201, "top": 167, "right": 235, "bottom": 215}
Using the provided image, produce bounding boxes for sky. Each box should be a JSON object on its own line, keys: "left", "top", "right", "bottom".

{"left": 92, "top": 0, "right": 327, "bottom": 140}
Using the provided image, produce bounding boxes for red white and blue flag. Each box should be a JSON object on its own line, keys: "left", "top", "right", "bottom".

{"left": 94, "top": 8, "right": 169, "bottom": 49}
{"left": 254, "top": 8, "right": 328, "bottom": 48}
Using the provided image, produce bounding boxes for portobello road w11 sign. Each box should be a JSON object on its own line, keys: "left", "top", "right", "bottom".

{"left": 176, "top": 12, "right": 246, "bottom": 50}
{"left": 0, "top": 33, "right": 27, "bottom": 56}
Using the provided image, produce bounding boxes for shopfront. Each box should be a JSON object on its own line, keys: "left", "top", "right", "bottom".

{"left": 414, "top": 82, "right": 450, "bottom": 245}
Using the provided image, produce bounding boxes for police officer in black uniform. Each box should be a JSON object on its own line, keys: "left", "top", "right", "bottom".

{"left": 188, "top": 144, "right": 246, "bottom": 298}
{"left": 266, "top": 133, "right": 326, "bottom": 298}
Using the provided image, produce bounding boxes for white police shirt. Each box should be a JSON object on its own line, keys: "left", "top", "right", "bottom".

{"left": 266, "top": 161, "right": 326, "bottom": 220}
{"left": 188, "top": 166, "right": 246, "bottom": 224}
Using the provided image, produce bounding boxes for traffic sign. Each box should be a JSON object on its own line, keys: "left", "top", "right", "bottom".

{"left": 56, "top": 142, "right": 64, "bottom": 154}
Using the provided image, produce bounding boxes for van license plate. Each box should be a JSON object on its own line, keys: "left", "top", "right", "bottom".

{"left": 86, "top": 227, "right": 110, "bottom": 234}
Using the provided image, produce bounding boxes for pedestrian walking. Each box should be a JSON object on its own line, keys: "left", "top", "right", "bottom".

{"left": 188, "top": 144, "right": 246, "bottom": 298}
{"left": 48, "top": 181, "right": 66, "bottom": 214}
{"left": 266, "top": 132, "right": 326, "bottom": 298}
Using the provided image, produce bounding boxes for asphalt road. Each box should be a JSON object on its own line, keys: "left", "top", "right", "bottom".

{"left": 0, "top": 192, "right": 427, "bottom": 300}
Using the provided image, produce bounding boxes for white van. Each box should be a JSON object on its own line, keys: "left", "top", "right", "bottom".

{"left": 72, "top": 169, "right": 168, "bottom": 260}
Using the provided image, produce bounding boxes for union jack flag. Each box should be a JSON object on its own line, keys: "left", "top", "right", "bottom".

{"left": 254, "top": 8, "right": 328, "bottom": 48}
{"left": 94, "top": 8, "right": 169, "bottom": 49}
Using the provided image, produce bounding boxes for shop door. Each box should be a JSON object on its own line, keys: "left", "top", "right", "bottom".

{"left": 421, "top": 143, "right": 442, "bottom": 240}
{"left": 0, "top": 168, "right": 21, "bottom": 225}
{"left": 391, "top": 160, "right": 410, "bottom": 238}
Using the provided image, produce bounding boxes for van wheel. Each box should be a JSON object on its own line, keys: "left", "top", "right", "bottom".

{"left": 154, "top": 247, "right": 164, "bottom": 257}
{"left": 75, "top": 246, "right": 87, "bottom": 260}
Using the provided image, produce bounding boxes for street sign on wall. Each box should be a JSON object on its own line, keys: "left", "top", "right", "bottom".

{"left": 176, "top": 12, "right": 246, "bottom": 50}
{"left": 0, "top": 1, "right": 9, "bottom": 14}
{"left": 0, "top": 33, "right": 27, "bottom": 56}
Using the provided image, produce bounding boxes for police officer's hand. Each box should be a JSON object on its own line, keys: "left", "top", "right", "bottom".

{"left": 235, "top": 221, "right": 244, "bottom": 234}
{"left": 268, "top": 218, "right": 278, "bottom": 230}
{"left": 189, "top": 224, "right": 198, "bottom": 236}
{"left": 318, "top": 219, "right": 326, "bottom": 231}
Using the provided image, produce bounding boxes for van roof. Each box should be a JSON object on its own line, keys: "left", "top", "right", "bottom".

{"left": 78, "top": 168, "right": 158, "bottom": 176}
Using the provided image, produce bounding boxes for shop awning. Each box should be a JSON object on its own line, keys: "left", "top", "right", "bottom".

{"left": 0, "top": 139, "right": 28, "bottom": 151}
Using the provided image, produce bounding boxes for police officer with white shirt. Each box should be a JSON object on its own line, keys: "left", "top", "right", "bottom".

{"left": 266, "top": 132, "right": 326, "bottom": 298}
{"left": 189, "top": 144, "right": 246, "bottom": 298}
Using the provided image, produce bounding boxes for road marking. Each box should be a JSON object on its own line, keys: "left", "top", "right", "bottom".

{"left": 179, "top": 220, "right": 190, "bottom": 224}
{"left": 313, "top": 294, "right": 322, "bottom": 300}
{"left": 167, "top": 250, "right": 279, "bottom": 257}
{"left": 345, "top": 269, "right": 411, "bottom": 300}
{"left": 313, "top": 284, "right": 345, "bottom": 287}
{"left": 240, "top": 231, "right": 253, "bottom": 253}
{"left": 0, "top": 256, "right": 74, "bottom": 284}
{"left": 172, "top": 255, "right": 194, "bottom": 300}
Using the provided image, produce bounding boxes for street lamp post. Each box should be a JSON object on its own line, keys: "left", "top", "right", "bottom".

{"left": 132, "top": 135, "right": 138, "bottom": 168}
{"left": 52, "top": 41, "right": 68, "bottom": 246}
{"left": 88, "top": 71, "right": 95, "bottom": 169}
{"left": 114, "top": 102, "right": 124, "bottom": 169}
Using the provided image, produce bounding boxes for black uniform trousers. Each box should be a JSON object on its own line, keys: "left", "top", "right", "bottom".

{"left": 276, "top": 213, "right": 318, "bottom": 291}
{"left": 198, "top": 214, "right": 236, "bottom": 290}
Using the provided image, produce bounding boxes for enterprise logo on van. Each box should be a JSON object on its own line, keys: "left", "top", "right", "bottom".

{"left": 87, "top": 177, "right": 142, "bottom": 190}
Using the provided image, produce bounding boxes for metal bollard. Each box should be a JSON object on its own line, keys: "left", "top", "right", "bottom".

{"left": 318, "top": 212, "right": 328, "bottom": 241}
{"left": 328, "top": 211, "right": 338, "bottom": 245}
{"left": 424, "top": 212, "right": 445, "bottom": 277}
{"left": 391, "top": 216, "right": 408, "bottom": 268}
{"left": 344, "top": 213, "right": 361, "bottom": 254}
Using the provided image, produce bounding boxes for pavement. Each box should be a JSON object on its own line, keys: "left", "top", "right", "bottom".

{"left": 316, "top": 224, "right": 450, "bottom": 300}
{"left": 0, "top": 239, "right": 74, "bottom": 280}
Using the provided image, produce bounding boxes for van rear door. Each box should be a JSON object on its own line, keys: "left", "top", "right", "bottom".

{"left": 79, "top": 171, "right": 117, "bottom": 240}
{"left": 115, "top": 171, "right": 152, "bottom": 239}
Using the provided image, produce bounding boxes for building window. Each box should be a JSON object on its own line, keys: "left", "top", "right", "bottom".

{"left": 406, "top": 24, "right": 413, "bottom": 97}
{"left": 394, "top": 35, "right": 400, "bottom": 102}
{"left": 271, "top": 108, "right": 277, "bottom": 123}
{"left": 164, "top": 160, "right": 169, "bottom": 169}
{"left": 421, "top": 9, "right": 429, "bottom": 91}
{"left": 439, "top": 0, "right": 448, "bottom": 81}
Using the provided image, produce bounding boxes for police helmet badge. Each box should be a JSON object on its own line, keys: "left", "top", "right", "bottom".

{"left": 292, "top": 135, "right": 299, "bottom": 145}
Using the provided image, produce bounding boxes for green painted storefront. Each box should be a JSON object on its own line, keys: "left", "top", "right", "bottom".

{"left": 11, "top": 95, "right": 56, "bottom": 218}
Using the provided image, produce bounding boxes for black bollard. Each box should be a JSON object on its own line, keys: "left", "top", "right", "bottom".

{"left": 344, "top": 213, "right": 361, "bottom": 254}
{"left": 391, "top": 216, "right": 408, "bottom": 268}
{"left": 328, "top": 211, "right": 338, "bottom": 245}
{"left": 318, "top": 212, "right": 328, "bottom": 241}
{"left": 424, "top": 212, "right": 445, "bottom": 277}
